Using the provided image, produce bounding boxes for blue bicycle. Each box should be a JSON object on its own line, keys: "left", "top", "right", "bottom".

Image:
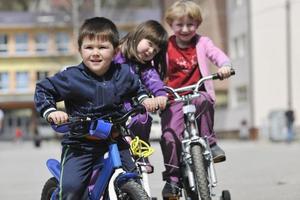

{"left": 40, "top": 105, "right": 150, "bottom": 200}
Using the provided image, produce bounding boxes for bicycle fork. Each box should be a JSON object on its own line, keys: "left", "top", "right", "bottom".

{"left": 182, "top": 136, "right": 218, "bottom": 195}
{"left": 182, "top": 104, "right": 218, "bottom": 194}
{"left": 181, "top": 138, "right": 196, "bottom": 191}
{"left": 205, "top": 138, "right": 218, "bottom": 189}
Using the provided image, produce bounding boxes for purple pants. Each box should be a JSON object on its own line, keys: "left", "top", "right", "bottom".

{"left": 124, "top": 102, "right": 153, "bottom": 144}
{"left": 127, "top": 112, "right": 152, "bottom": 144}
{"left": 160, "top": 91, "right": 216, "bottom": 183}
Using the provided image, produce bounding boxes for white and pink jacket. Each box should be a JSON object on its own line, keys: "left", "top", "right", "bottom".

{"left": 167, "top": 34, "right": 232, "bottom": 101}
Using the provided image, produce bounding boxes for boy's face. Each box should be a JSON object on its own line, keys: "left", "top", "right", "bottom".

{"left": 170, "top": 16, "right": 199, "bottom": 45}
{"left": 80, "top": 37, "right": 116, "bottom": 76}
{"left": 136, "top": 39, "right": 160, "bottom": 62}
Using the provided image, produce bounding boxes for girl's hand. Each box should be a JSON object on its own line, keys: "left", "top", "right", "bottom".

{"left": 48, "top": 111, "right": 68, "bottom": 125}
{"left": 218, "top": 66, "right": 232, "bottom": 79}
{"left": 141, "top": 97, "right": 158, "bottom": 113}
{"left": 155, "top": 96, "right": 168, "bottom": 110}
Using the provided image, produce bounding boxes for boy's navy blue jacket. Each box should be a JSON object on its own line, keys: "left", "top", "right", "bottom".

{"left": 34, "top": 62, "right": 147, "bottom": 143}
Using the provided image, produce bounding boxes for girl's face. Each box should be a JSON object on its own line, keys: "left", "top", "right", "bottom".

{"left": 170, "top": 16, "right": 199, "bottom": 47}
{"left": 136, "top": 39, "right": 160, "bottom": 62}
{"left": 80, "top": 36, "right": 116, "bottom": 76}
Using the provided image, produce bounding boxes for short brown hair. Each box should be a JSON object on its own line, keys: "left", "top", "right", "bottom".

{"left": 78, "top": 17, "right": 119, "bottom": 50}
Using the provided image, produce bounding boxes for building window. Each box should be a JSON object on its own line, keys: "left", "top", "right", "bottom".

{"left": 0, "top": 34, "right": 8, "bottom": 55}
{"left": 230, "top": 34, "right": 246, "bottom": 59}
{"left": 235, "top": 0, "right": 244, "bottom": 7}
{"left": 35, "top": 33, "right": 49, "bottom": 54}
{"left": 215, "top": 91, "right": 228, "bottom": 108}
{"left": 15, "top": 33, "right": 29, "bottom": 54}
{"left": 229, "top": 39, "right": 237, "bottom": 59}
{"left": 16, "top": 71, "right": 29, "bottom": 92}
{"left": 0, "top": 72, "right": 9, "bottom": 92}
{"left": 56, "top": 32, "right": 69, "bottom": 53}
{"left": 236, "top": 85, "right": 248, "bottom": 103}
{"left": 36, "top": 71, "right": 48, "bottom": 81}
{"left": 237, "top": 34, "right": 246, "bottom": 58}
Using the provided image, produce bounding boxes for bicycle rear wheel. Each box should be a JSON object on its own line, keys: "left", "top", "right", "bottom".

{"left": 190, "top": 144, "right": 211, "bottom": 200}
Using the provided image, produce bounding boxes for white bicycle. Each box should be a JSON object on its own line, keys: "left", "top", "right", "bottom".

{"left": 164, "top": 69, "right": 235, "bottom": 200}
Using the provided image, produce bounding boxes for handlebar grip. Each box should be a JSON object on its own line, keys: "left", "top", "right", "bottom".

{"left": 212, "top": 73, "right": 220, "bottom": 80}
{"left": 51, "top": 123, "right": 71, "bottom": 134}
{"left": 212, "top": 68, "right": 235, "bottom": 80}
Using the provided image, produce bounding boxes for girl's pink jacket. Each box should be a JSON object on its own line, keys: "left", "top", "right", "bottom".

{"left": 167, "top": 34, "right": 232, "bottom": 101}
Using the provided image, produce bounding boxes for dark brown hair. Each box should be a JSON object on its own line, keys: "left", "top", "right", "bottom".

{"left": 78, "top": 17, "right": 119, "bottom": 50}
{"left": 120, "top": 20, "right": 168, "bottom": 79}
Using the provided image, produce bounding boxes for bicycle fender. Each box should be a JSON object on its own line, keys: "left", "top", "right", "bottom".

{"left": 46, "top": 159, "right": 61, "bottom": 181}
{"left": 115, "top": 171, "right": 141, "bottom": 187}
{"left": 107, "top": 170, "right": 141, "bottom": 199}
{"left": 108, "top": 168, "right": 125, "bottom": 200}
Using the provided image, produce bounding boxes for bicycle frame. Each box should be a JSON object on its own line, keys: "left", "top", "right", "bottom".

{"left": 46, "top": 143, "right": 140, "bottom": 200}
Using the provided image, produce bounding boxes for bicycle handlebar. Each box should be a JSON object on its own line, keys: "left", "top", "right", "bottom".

{"left": 165, "top": 69, "right": 235, "bottom": 102}
{"left": 50, "top": 104, "right": 146, "bottom": 137}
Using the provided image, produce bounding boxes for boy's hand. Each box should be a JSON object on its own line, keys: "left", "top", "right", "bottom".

{"left": 218, "top": 66, "right": 232, "bottom": 79}
{"left": 48, "top": 111, "right": 68, "bottom": 124}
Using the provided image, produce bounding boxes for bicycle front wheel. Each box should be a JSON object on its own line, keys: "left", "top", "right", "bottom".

{"left": 41, "top": 177, "right": 58, "bottom": 200}
{"left": 190, "top": 144, "right": 211, "bottom": 200}
{"left": 118, "top": 180, "right": 150, "bottom": 200}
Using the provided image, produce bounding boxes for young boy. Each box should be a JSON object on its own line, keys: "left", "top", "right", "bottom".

{"left": 160, "top": 0, "right": 233, "bottom": 198}
{"left": 34, "top": 17, "right": 149, "bottom": 199}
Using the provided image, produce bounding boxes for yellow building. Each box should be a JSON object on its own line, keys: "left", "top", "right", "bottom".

{"left": 0, "top": 12, "right": 78, "bottom": 138}
{"left": 0, "top": 10, "right": 161, "bottom": 139}
{"left": 0, "top": 1, "right": 230, "bottom": 139}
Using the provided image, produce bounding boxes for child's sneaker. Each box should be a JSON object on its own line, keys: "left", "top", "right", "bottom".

{"left": 210, "top": 144, "right": 226, "bottom": 163}
{"left": 162, "top": 181, "right": 181, "bottom": 200}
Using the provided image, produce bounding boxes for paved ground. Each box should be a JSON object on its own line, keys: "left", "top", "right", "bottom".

{"left": 1, "top": 139, "right": 300, "bottom": 200}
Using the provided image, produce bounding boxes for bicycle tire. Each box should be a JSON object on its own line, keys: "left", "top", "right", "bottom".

{"left": 41, "top": 177, "right": 58, "bottom": 200}
{"left": 118, "top": 180, "right": 150, "bottom": 200}
{"left": 190, "top": 144, "right": 211, "bottom": 200}
{"left": 221, "top": 190, "right": 231, "bottom": 200}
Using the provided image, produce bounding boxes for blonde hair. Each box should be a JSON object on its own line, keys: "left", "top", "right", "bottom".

{"left": 165, "top": 0, "right": 203, "bottom": 26}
